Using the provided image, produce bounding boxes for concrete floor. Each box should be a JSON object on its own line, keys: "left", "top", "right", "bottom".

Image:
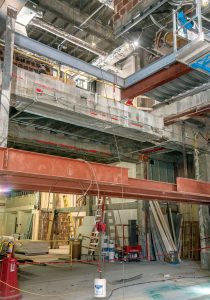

{"left": 17, "top": 259, "right": 210, "bottom": 300}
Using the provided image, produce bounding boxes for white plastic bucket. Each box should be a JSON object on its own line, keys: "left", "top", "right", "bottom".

{"left": 109, "top": 241, "right": 114, "bottom": 250}
{"left": 109, "top": 251, "right": 115, "bottom": 262}
{"left": 94, "top": 278, "right": 106, "bottom": 298}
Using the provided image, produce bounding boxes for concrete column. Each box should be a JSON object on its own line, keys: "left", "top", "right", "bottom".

{"left": 182, "top": 123, "right": 188, "bottom": 178}
{"left": 0, "top": 6, "right": 17, "bottom": 147}
{"left": 195, "top": 150, "right": 210, "bottom": 269}
{"left": 136, "top": 162, "right": 146, "bottom": 257}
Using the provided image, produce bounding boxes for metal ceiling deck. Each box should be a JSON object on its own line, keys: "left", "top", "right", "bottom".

{"left": 145, "top": 70, "right": 210, "bottom": 102}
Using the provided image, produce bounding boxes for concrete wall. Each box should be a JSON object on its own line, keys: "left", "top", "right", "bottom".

{"left": 96, "top": 82, "right": 121, "bottom": 101}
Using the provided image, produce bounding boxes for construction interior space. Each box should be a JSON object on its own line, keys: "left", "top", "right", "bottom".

{"left": 2, "top": 0, "right": 210, "bottom": 299}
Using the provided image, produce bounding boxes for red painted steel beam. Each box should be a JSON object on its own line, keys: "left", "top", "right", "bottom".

{"left": 121, "top": 63, "right": 192, "bottom": 99}
{"left": 0, "top": 148, "right": 128, "bottom": 184}
{"left": 0, "top": 174, "right": 210, "bottom": 203}
{"left": 164, "top": 104, "right": 210, "bottom": 126}
{"left": 177, "top": 177, "right": 210, "bottom": 195}
{"left": 0, "top": 148, "right": 210, "bottom": 204}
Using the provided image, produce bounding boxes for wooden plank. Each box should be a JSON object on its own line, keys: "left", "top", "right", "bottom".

{"left": 149, "top": 201, "right": 173, "bottom": 253}
{"left": 151, "top": 213, "right": 166, "bottom": 261}
{"left": 154, "top": 201, "right": 176, "bottom": 251}
{"left": 150, "top": 212, "right": 164, "bottom": 261}
{"left": 169, "top": 208, "right": 177, "bottom": 247}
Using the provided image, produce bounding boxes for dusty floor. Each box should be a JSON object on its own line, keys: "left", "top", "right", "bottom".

{"left": 16, "top": 258, "right": 210, "bottom": 300}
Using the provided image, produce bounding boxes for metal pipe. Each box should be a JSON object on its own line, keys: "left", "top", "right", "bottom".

{"left": 150, "top": 15, "right": 172, "bottom": 32}
{"left": 182, "top": 123, "right": 188, "bottom": 178}
{"left": 77, "top": 4, "right": 105, "bottom": 29}
{"left": 0, "top": 7, "right": 17, "bottom": 147}
{"left": 202, "top": 15, "right": 210, "bottom": 23}
{"left": 173, "top": 9, "right": 178, "bottom": 52}
{"left": 196, "top": 0, "right": 203, "bottom": 37}
{"left": 30, "top": 18, "right": 107, "bottom": 57}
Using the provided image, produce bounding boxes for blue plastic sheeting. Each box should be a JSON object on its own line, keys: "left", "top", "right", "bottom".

{"left": 191, "top": 54, "right": 210, "bottom": 74}
{"left": 178, "top": 11, "right": 194, "bottom": 31}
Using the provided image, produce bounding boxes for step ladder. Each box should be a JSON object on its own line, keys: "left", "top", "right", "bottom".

{"left": 88, "top": 196, "right": 106, "bottom": 256}
{"left": 104, "top": 196, "right": 120, "bottom": 247}
{"left": 68, "top": 212, "right": 76, "bottom": 238}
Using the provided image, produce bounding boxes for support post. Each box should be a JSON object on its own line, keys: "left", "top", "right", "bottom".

{"left": 173, "top": 9, "right": 177, "bottom": 52}
{"left": 182, "top": 123, "right": 188, "bottom": 178}
{"left": 86, "top": 196, "right": 94, "bottom": 216}
{"left": 0, "top": 6, "right": 17, "bottom": 147}
{"left": 196, "top": 0, "right": 203, "bottom": 37}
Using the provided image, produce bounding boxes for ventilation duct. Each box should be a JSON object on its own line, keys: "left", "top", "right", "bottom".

{"left": 92, "top": 41, "right": 137, "bottom": 71}
{"left": 30, "top": 17, "right": 107, "bottom": 57}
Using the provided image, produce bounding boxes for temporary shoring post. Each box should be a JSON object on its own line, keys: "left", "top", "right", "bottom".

{"left": 194, "top": 133, "right": 200, "bottom": 181}
{"left": 173, "top": 9, "right": 177, "bottom": 52}
{"left": 0, "top": 6, "right": 17, "bottom": 147}
{"left": 196, "top": 0, "right": 203, "bottom": 37}
{"left": 182, "top": 123, "right": 188, "bottom": 178}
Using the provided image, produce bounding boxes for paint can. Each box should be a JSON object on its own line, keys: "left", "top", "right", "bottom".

{"left": 102, "top": 248, "right": 109, "bottom": 260}
{"left": 94, "top": 278, "right": 106, "bottom": 298}
{"left": 109, "top": 240, "right": 114, "bottom": 249}
{"left": 108, "top": 251, "right": 115, "bottom": 262}
{"left": 108, "top": 240, "right": 115, "bottom": 262}
{"left": 102, "top": 235, "right": 108, "bottom": 248}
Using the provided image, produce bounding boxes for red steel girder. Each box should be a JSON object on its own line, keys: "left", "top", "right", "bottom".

{"left": 177, "top": 177, "right": 210, "bottom": 196}
{"left": 0, "top": 148, "right": 210, "bottom": 204}
{"left": 164, "top": 104, "right": 210, "bottom": 126}
{"left": 121, "top": 63, "right": 191, "bottom": 99}
{"left": 0, "top": 148, "right": 128, "bottom": 184}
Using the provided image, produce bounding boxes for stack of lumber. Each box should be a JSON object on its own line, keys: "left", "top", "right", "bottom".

{"left": 15, "top": 240, "right": 49, "bottom": 255}
{"left": 149, "top": 201, "right": 182, "bottom": 263}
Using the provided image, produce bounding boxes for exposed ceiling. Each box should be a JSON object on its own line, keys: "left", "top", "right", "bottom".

{"left": 26, "top": 0, "right": 120, "bottom": 62}
{"left": 9, "top": 108, "right": 155, "bottom": 163}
